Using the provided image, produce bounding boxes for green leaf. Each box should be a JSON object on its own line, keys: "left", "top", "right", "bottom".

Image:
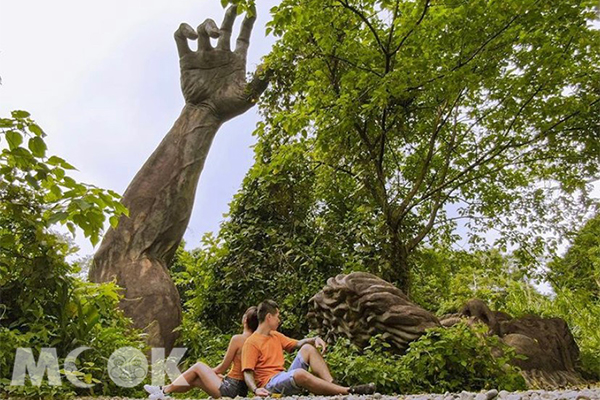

{"left": 109, "top": 215, "right": 120, "bottom": 228}
{"left": 11, "top": 110, "right": 30, "bottom": 118}
{"left": 0, "top": 118, "right": 14, "bottom": 128}
{"left": 48, "top": 211, "right": 69, "bottom": 224}
{"left": 74, "top": 199, "right": 92, "bottom": 211}
{"left": 25, "top": 174, "right": 40, "bottom": 190}
{"left": 47, "top": 156, "right": 65, "bottom": 166}
{"left": 28, "top": 123, "right": 44, "bottom": 136}
{"left": 6, "top": 130, "right": 23, "bottom": 149}
{"left": 28, "top": 136, "right": 47, "bottom": 157}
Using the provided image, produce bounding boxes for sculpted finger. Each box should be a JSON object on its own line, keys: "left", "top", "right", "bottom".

{"left": 197, "top": 18, "right": 221, "bottom": 51}
{"left": 235, "top": 15, "right": 256, "bottom": 59}
{"left": 245, "top": 64, "right": 272, "bottom": 104}
{"left": 217, "top": 5, "right": 238, "bottom": 51}
{"left": 174, "top": 23, "right": 198, "bottom": 57}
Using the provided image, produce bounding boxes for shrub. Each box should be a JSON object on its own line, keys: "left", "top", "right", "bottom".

{"left": 325, "top": 323, "right": 526, "bottom": 395}
{"left": 0, "top": 111, "right": 145, "bottom": 398}
{"left": 0, "top": 279, "right": 148, "bottom": 398}
{"left": 175, "top": 320, "right": 231, "bottom": 370}
{"left": 326, "top": 335, "right": 405, "bottom": 393}
{"left": 399, "top": 322, "right": 527, "bottom": 393}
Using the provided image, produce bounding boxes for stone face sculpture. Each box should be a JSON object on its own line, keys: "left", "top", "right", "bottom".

{"left": 310, "top": 275, "right": 584, "bottom": 388}
{"left": 89, "top": 6, "right": 269, "bottom": 351}
{"left": 443, "top": 299, "right": 584, "bottom": 387}
{"left": 307, "top": 272, "right": 440, "bottom": 352}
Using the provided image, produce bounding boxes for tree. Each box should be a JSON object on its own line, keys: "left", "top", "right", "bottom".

{"left": 547, "top": 212, "right": 600, "bottom": 301}
{"left": 175, "top": 140, "right": 349, "bottom": 335}
{"left": 256, "top": 0, "right": 600, "bottom": 294}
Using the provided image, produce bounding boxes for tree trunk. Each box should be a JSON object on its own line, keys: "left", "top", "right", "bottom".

{"left": 381, "top": 227, "right": 412, "bottom": 297}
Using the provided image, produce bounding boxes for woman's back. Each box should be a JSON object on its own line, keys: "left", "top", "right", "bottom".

{"left": 227, "top": 334, "right": 250, "bottom": 380}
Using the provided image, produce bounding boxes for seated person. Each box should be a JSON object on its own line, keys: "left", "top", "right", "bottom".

{"left": 145, "top": 306, "right": 258, "bottom": 399}
{"left": 242, "top": 300, "right": 376, "bottom": 397}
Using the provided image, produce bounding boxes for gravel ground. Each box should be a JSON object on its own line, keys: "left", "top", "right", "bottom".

{"left": 69, "top": 388, "right": 600, "bottom": 400}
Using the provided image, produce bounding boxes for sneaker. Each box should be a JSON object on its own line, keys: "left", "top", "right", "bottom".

{"left": 144, "top": 385, "right": 162, "bottom": 395}
{"left": 144, "top": 385, "right": 171, "bottom": 399}
{"left": 349, "top": 383, "right": 377, "bottom": 395}
{"left": 149, "top": 391, "right": 171, "bottom": 400}
{"left": 149, "top": 393, "right": 171, "bottom": 400}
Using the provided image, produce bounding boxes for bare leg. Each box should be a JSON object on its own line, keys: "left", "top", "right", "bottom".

{"left": 292, "top": 369, "right": 349, "bottom": 395}
{"left": 299, "top": 344, "right": 334, "bottom": 382}
{"left": 163, "top": 362, "right": 222, "bottom": 398}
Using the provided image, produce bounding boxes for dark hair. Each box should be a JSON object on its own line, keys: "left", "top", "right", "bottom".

{"left": 244, "top": 306, "right": 259, "bottom": 331}
{"left": 257, "top": 300, "right": 279, "bottom": 323}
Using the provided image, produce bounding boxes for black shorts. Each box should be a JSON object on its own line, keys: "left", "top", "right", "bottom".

{"left": 219, "top": 376, "right": 248, "bottom": 398}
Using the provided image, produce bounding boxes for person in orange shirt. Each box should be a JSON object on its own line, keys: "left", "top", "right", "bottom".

{"left": 144, "top": 306, "right": 258, "bottom": 399}
{"left": 242, "top": 300, "right": 376, "bottom": 397}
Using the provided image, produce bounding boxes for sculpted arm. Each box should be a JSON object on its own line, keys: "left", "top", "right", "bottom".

{"left": 90, "top": 6, "right": 269, "bottom": 350}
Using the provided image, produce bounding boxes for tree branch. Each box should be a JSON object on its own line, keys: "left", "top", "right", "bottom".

{"left": 391, "top": 0, "right": 431, "bottom": 56}
{"left": 394, "top": 87, "right": 466, "bottom": 222}
{"left": 407, "top": 12, "right": 521, "bottom": 91}
{"left": 337, "top": 0, "right": 388, "bottom": 56}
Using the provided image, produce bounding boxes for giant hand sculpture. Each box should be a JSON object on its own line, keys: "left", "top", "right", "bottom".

{"left": 90, "top": 6, "right": 268, "bottom": 351}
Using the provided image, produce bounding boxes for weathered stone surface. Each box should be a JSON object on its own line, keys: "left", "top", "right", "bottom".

{"left": 309, "top": 274, "right": 586, "bottom": 389}
{"left": 448, "top": 299, "right": 584, "bottom": 388}
{"left": 307, "top": 272, "right": 440, "bottom": 352}
{"left": 90, "top": 6, "right": 269, "bottom": 352}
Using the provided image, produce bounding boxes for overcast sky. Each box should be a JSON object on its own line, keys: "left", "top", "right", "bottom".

{"left": 0, "top": 0, "right": 279, "bottom": 256}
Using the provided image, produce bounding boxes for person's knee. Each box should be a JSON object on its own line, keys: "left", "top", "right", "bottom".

{"left": 192, "top": 362, "right": 208, "bottom": 374}
{"left": 300, "top": 343, "right": 317, "bottom": 357}
{"left": 301, "top": 343, "right": 316, "bottom": 351}
{"left": 293, "top": 369, "right": 312, "bottom": 387}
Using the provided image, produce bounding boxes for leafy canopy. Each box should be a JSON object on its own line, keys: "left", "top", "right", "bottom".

{"left": 254, "top": 0, "right": 600, "bottom": 291}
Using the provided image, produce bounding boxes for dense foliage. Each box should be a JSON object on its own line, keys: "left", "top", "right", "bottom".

{"left": 408, "top": 244, "right": 600, "bottom": 381}
{"left": 169, "top": 142, "right": 359, "bottom": 336}
{"left": 0, "top": 112, "right": 145, "bottom": 397}
{"left": 548, "top": 212, "right": 600, "bottom": 301}
{"left": 256, "top": 0, "right": 600, "bottom": 294}
{"left": 545, "top": 212, "right": 600, "bottom": 380}
{"left": 397, "top": 323, "right": 526, "bottom": 393}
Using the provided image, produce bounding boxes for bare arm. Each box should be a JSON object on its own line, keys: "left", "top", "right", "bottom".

{"left": 213, "top": 335, "right": 242, "bottom": 375}
{"left": 294, "top": 336, "right": 327, "bottom": 353}
{"left": 243, "top": 370, "right": 270, "bottom": 397}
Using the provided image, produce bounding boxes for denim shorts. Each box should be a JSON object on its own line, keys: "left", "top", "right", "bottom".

{"left": 219, "top": 376, "right": 248, "bottom": 398}
{"left": 264, "top": 353, "right": 309, "bottom": 396}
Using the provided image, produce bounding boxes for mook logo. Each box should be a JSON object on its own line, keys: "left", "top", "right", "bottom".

{"left": 9, "top": 347, "right": 189, "bottom": 388}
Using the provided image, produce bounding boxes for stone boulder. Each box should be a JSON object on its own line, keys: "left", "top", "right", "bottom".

{"left": 442, "top": 299, "right": 584, "bottom": 387}
{"left": 307, "top": 272, "right": 440, "bottom": 352}
{"left": 309, "top": 274, "right": 586, "bottom": 388}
